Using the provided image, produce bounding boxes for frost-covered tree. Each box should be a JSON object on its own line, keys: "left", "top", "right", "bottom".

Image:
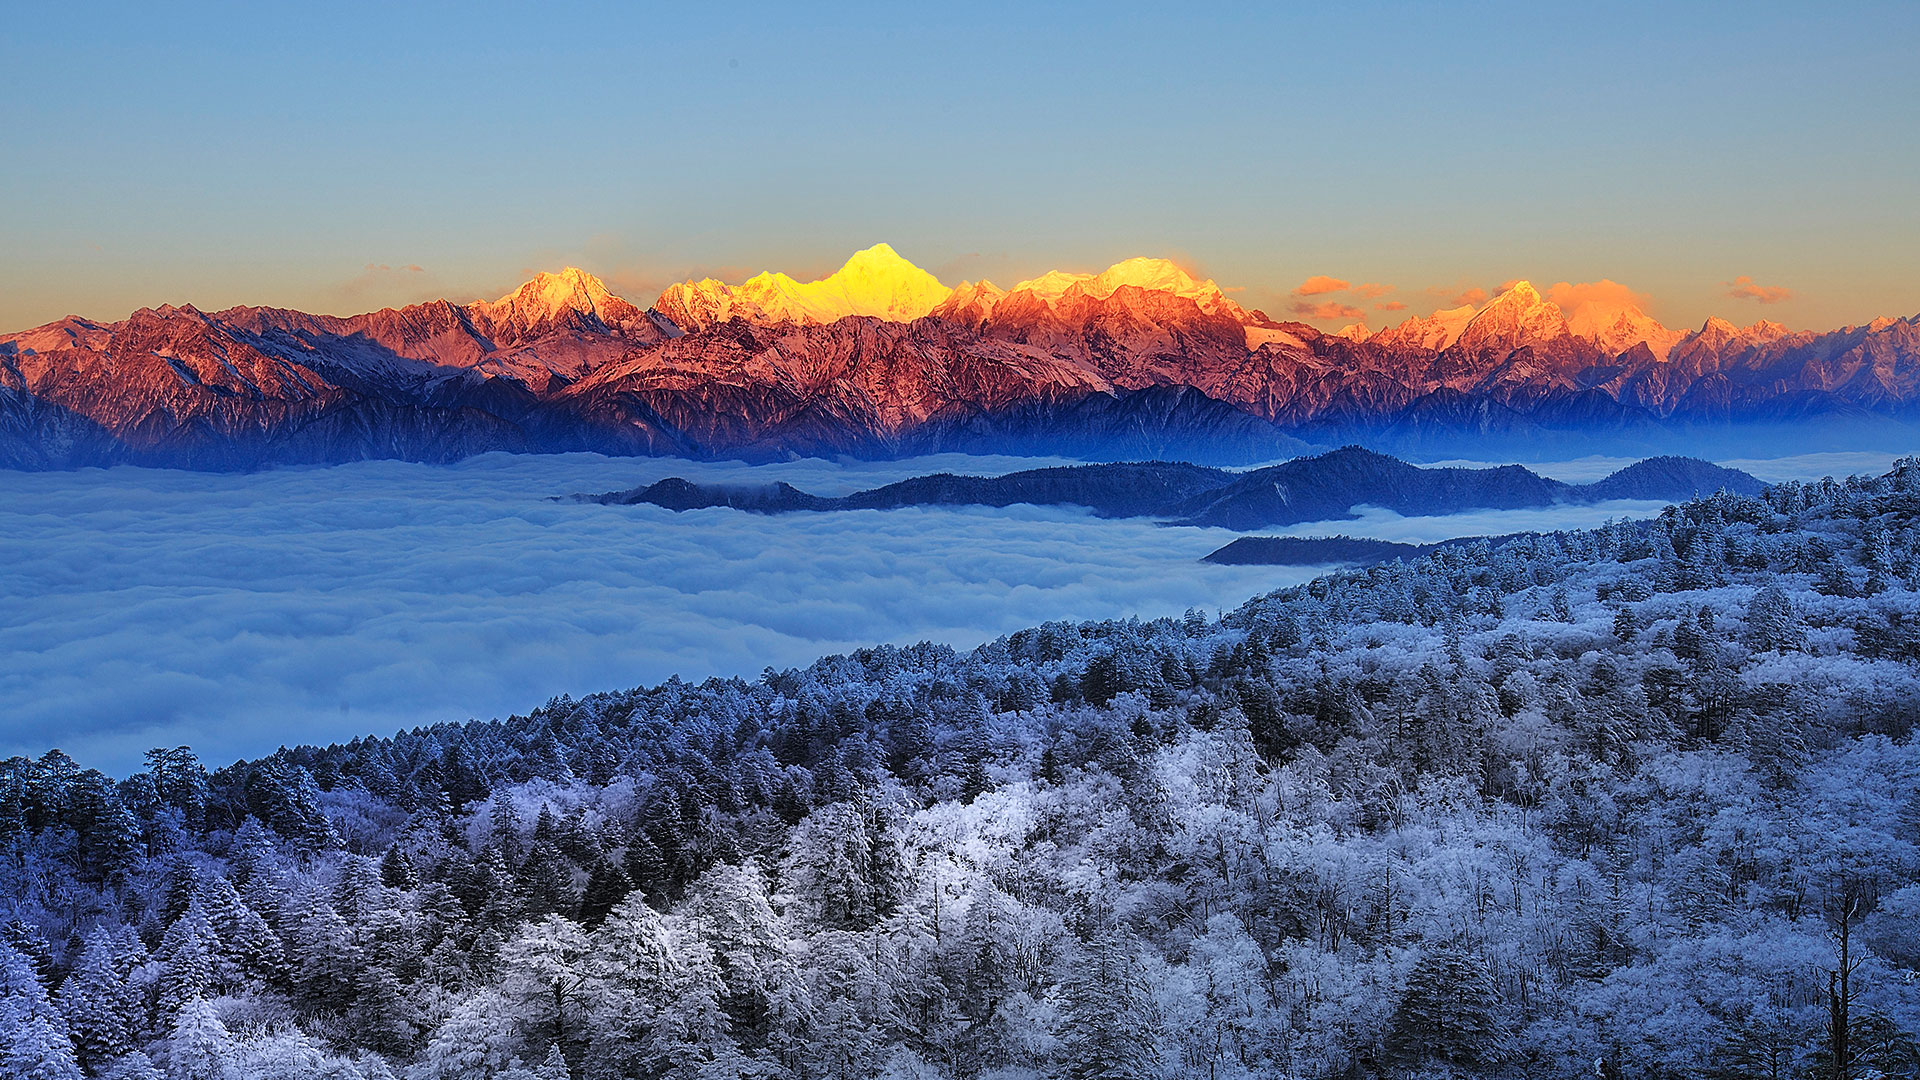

{"left": 166, "top": 998, "right": 237, "bottom": 1080}
{"left": 416, "top": 992, "right": 523, "bottom": 1080}
{"left": 57, "top": 929, "right": 143, "bottom": 1069}
{"left": 3, "top": 462, "right": 1920, "bottom": 1077}
{"left": 1, "top": 940, "right": 81, "bottom": 1080}
{"left": 1745, "top": 583, "right": 1804, "bottom": 653}
{"left": 1060, "top": 937, "right": 1160, "bottom": 1080}
{"left": 1387, "top": 942, "right": 1505, "bottom": 1071}
{"left": 497, "top": 914, "right": 594, "bottom": 1062}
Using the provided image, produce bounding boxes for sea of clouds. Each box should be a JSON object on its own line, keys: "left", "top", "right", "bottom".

{"left": 0, "top": 450, "right": 1881, "bottom": 774}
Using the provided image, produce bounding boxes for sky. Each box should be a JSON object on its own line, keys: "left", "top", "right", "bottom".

{"left": 3, "top": 1, "right": 1917, "bottom": 335}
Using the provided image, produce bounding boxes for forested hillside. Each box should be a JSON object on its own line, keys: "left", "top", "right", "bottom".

{"left": 7, "top": 464, "right": 1920, "bottom": 1079}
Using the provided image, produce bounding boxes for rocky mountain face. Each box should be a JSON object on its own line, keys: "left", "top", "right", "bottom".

{"left": 3, "top": 247, "right": 1917, "bottom": 470}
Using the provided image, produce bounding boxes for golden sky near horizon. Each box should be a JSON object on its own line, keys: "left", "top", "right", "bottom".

{"left": 3, "top": 3, "right": 1915, "bottom": 335}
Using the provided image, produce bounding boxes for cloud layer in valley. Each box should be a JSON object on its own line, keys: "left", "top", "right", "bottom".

{"left": 2, "top": 453, "right": 1277, "bottom": 773}
{"left": 0, "top": 451, "right": 1860, "bottom": 774}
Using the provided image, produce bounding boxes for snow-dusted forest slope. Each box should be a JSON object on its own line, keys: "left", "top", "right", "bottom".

{"left": 6, "top": 463, "right": 1920, "bottom": 1078}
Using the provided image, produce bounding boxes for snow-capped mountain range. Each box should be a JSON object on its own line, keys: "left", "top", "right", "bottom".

{"left": 2, "top": 243, "right": 1916, "bottom": 469}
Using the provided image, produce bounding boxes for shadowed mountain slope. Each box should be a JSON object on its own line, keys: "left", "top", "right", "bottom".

{"left": 578, "top": 448, "right": 1762, "bottom": 531}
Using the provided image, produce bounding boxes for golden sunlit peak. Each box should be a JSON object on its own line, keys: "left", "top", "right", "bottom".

{"left": 495, "top": 266, "right": 609, "bottom": 301}
{"left": 653, "top": 244, "right": 953, "bottom": 329}
{"left": 485, "top": 267, "right": 627, "bottom": 322}
{"left": 1493, "top": 279, "right": 1543, "bottom": 304}
{"left": 1010, "top": 256, "right": 1243, "bottom": 318}
{"left": 837, "top": 242, "right": 913, "bottom": 270}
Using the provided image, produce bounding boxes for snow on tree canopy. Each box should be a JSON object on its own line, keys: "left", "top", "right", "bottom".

{"left": 4, "top": 460, "right": 1920, "bottom": 1076}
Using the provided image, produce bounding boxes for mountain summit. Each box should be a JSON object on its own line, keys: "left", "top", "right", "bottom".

{"left": 652, "top": 249, "right": 1261, "bottom": 334}
{"left": 472, "top": 267, "right": 652, "bottom": 343}
{"left": 1008, "top": 257, "right": 1246, "bottom": 318}
{"left": 483, "top": 267, "right": 633, "bottom": 320}
{"left": 654, "top": 243, "right": 953, "bottom": 331}
{"left": 1451, "top": 280, "right": 1572, "bottom": 357}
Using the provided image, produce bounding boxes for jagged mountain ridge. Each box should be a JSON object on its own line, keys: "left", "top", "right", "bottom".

{"left": 578, "top": 448, "right": 1764, "bottom": 531}
{"left": 4, "top": 247, "right": 1919, "bottom": 470}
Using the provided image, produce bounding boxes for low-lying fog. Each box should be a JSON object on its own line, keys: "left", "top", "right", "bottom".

{"left": 0, "top": 450, "right": 1878, "bottom": 772}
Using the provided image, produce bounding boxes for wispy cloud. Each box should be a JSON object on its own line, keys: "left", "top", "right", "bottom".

{"left": 1427, "top": 284, "right": 1490, "bottom": 308}
{"left": 330, "top": 263, "right": 436, "bottom": 310}
{"left": 1291, "top": 300, "right": 1366, "bottom": 320}
{"left": 1726, "top": 275, "right": 1793, "bottom": 304}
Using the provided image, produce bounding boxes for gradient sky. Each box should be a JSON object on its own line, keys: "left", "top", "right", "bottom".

{"left": 4, "top": 1, "right": 1917, "bottom": 335}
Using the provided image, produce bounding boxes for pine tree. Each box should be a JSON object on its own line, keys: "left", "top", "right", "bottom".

{"left": 73, "top": 775, "right": 144, "bottom": 886}
{"left": 335, "top": 853, "right": 390, "bottom": 924}
{"left": 144, "top": 746, "right": 208, "bottom": 830}
{"left": 497, "top": 915, "right": 594, "bottom": 1058}
{"left": 1386, "top": 942, "right": 1504, "bottom": 1070}
{"left": 243, "top": 758, "right": 339, "bottom": 849}
{"left": 287, "top": 894, "right": 362, "bottom": 1012}
{"left": 438, "top": 742, "right": 489, "bottom": 813}
{"left": 349, "top": 959, "right": 419, "bottom": 1057}
{"left": 0, "top": 1012, "right": 84, "bottom": 1080}
{"left": 418, "top": 992, "right": 521, "bottom": 1080}
{"left": 578, "top": 856, "right": 631, "bottom": 928}
{"left": 621, "top": 834, "right": 669, "bottom": 900}
{"left": 535, "top": 1043, "right": 570, "bottom": 1080}
{"left": 380, "top": 842, "right": 419, "bottom": 890}
{"left": 782, "top": 802, "right": 877, "bottom": 929}
{"left": 1612, "top": 604, "right": 1638, "bottom": 643}
{"left": 1550, "top": 586, "right": 1575, "bottom": 623}
{"left": 199, "top": 875, "right": 286, "bottom": 984}
{"left": 683, "top": 860, "right": 785, "bottom": 1045}
{"left": 1060, "top": 938, "right": 1159, "bottom": 1080}
{"left": 519, "top": 838, "right": 580, "bottom": 919}
{"left": 0, "top": 941, "right": 82, "bottom": 1080}
{"left": 165, "top": 998, "right": 236, "bottom": 1080}
{"left": 159, "top": 856, "right": 200, "bottom": 926}
{"left": 1744, "top": 583, "right": 1802, "bottom": 653}
{"left": 57, "top": 930, "right": 142, "bottom": 1069}
{"left": 642, "top": 936, "right": 740, "bottom": 1080}
{"left": 487, "top": 795, "right": 526, "bottom": 860}
{"left": 155, "top": 907, "right": 215, "bottom": 1017}
{"left": 227, "top": 818, "right": 277, "bottom": 888}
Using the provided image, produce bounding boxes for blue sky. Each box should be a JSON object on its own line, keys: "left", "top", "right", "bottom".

{"left": 3, "top": 1, "right": 1916, "bottom": 332}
